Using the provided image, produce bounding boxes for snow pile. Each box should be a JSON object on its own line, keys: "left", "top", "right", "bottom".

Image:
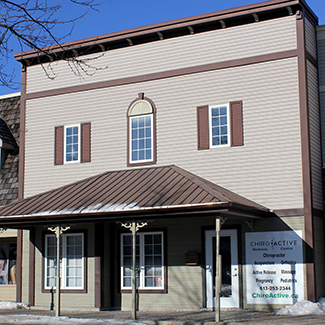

{"left": 0, "top": 301, "right": 28, "bottom": 310}
{"left": 276, "top": 298, "right": 325, "bottom": 315}
{"left": 0, "top": 315, "right": 142, "bottom": 324}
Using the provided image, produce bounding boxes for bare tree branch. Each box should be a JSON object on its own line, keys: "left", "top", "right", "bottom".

{"left": 0, "top": 0, "right": 106, "bottom": 89}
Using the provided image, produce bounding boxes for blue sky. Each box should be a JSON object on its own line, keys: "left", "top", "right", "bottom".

{"left": 1, "top": 0, "right": 324, "bottom": 96}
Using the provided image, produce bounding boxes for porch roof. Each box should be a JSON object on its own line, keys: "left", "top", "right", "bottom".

{"left": 0, "top": 165, "right": 273, "bottom": 227}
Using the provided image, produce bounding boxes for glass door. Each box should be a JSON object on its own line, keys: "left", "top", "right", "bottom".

{"left": 205, "top": 229, "right": 239, "bottom": 308}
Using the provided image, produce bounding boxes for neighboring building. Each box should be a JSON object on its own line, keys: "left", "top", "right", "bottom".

{"left": 0, "top": 93, "right": 20, "bottom": 301}
{"left": 0, "top": 0, "right": 323, "bottom": 311}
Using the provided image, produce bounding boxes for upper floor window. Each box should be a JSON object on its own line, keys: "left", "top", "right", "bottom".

{"left": 197, "top": 101, "right": 243, "bottom": 150}
{"left": 127, "top": 93, "right": 156, "bottom": 166}
{"left": 209, "top": 104, "right": 230, "bottom": 147}
{"left": 55, "top": 123, "right": 91, "bottom": 165}
{"left": 65, "top": 125, "right": 80, "bottom": 163}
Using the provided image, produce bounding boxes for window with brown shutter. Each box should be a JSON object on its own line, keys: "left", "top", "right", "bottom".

{"left": 197, "top": 101, "right": 243, "bottom": 150}
{"left": 54, "top": 126, "right": 64, "bottom": 165}
{"left": 54, "top": 123, "right": 91, "bottom": 165}
{"left": 197, "top": 105, "right": 209, "bottom": 150}
{"left": 230, "top": 101, "right": 243, "bottom": 147}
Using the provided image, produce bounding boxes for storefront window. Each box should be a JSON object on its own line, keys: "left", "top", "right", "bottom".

{"left": 0, "top": 243, "right": 17, "bottom": 285}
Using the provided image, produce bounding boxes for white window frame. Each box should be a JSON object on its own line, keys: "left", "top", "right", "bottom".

{"left": 129, "top": 114, "right": 154, "bottom": 164}
{"left": 64, "top": 124, "right": 81, "bottom": 164}
{"left": 209, "top": 103, "right": 231, "bottom": 148}
{"left": 44, "top": 233, "right": 85, "bottom": 290}
{"left": 121, "top": 231, "right": 164, "bottom": 290}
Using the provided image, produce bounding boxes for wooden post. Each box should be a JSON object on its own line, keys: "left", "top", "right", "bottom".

{"left": 215, "top": 217, "right": 221, "bottom": 323}
{"left": 55, "top": 225, "right": 61, "bottom": 317}
{"left": 131, "top": 222, "right": 137, "bottom": 320}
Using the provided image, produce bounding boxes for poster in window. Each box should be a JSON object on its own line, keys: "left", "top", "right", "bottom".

{"left": 0, "top": 244, "right": 9, "bottom": 285}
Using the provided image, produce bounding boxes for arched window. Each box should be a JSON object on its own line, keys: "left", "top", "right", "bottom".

{"left": 127, "top": 93, "right": 156, "bottom": 166}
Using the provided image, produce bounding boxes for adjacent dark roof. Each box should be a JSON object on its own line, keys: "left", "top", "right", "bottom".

{"left": 14, "top": 0, "right": 317, "bottom": 66}
{"left": 0, "top": 118, "right": 18, "bottom": 150}
{"left": 0, "top": 95, "right": 20, "bottom": 206}
{"left": 0, "top": 165, "right": 273, "bottom": 227}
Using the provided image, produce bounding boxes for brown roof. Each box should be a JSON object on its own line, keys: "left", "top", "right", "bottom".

{"left": 14, "top": 0, "right": 317, "bottom": 65}
{"left": 0, "top": 166, "right": 272, "bottom": 227}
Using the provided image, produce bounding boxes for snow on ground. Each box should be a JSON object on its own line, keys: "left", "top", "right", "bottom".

{"left": 276, "top": 298, "right": 325, "bottom": 315}
{"left": 0, "top": 315, "right": 143, "bottom": 324}
{"left": 0, "top": 302, "right": 143, "bottom": 324}
{"left": 0, "top": 301, "right": 28, "bottom": 309}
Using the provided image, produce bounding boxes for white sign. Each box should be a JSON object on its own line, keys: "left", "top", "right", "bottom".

{"left": 246, "top": 231, "right": 303, "bottom": 305}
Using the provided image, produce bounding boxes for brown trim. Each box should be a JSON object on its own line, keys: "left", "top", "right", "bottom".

{"left": 18, "top": 68, "right": 26, "bottom": 200}
{"left": 81, "top": 122, "right": 91, "bottom": 163}
{"left": 127, "top": 95, "right": 157, "bottom": 167}
{"left": 25, "top": 50, "right": 298, "bottom": 101}
{"left": 306, "top": 51, "right": 318, "bottom": 68}
{"left": 273, "top": 208, "right": 304, "bottom": 217}
{"left": 14, "top": 0, "right": 316, "bottom": 63}
{"left": 28, "top": 229, "right": 35, "bottom": 306}
{"left": 197, "top": 105, "right": 209, "bottom": 150}
{"left": 54, "top": 126, "right": 64, "bottom": 165}
{"left": 296, "top": 11, "right": 315, "bottom": 302}
{"left": 94, "top": 223, "right": 103, "bottom": 308}
{"left": 16, "top": 229, "right": 22, "bottom": 303}
{"left": 230, "top": 101, "right": 244, "bottom": 147}
{"left": 41, "top": 229, "right": 88, "bottom": 294}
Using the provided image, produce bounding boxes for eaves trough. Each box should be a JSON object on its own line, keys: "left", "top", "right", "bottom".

{"left": 0, "top": 165, "right": 275, "bottom": 228}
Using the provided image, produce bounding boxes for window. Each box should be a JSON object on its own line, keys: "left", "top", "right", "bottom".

{"left": 197, "top": 101, "right": 243, "bottom": 150}
{"left": 209, "top": 104, "right": 230, "bottom": 147}
{"left": 127, "top": 93, "right": 156, "bottom": 166}
{"left": 54, "top": 122, "right": 91, "bottom": 165}
{"left": 130, "top": 115, "right": 153, "bottom": 162}
{"left": 0, "top": 243, "right": 17, "bottom": 285}
{"left": 65, "top": 125, "right": 80, "bottom": 163}
{"left": 121, "top": 232, "right": 164, "bottom": 290}
{"left": 45, "top": 233, "right": 84, "bottom": 290}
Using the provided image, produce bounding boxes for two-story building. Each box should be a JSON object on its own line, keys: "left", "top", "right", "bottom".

{"left": 0, "top": 0, "right": 323, "bottom": 311}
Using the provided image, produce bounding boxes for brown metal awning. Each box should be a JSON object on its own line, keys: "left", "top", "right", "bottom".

{"left": 0, "top": 165, "right": 274, "bottom": 228}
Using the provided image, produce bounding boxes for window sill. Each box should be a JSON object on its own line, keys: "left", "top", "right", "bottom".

{"left": 121, "top": 288, "right": 167, "bottom": 294}
{"left": 42, "top": 288, "right": 87, "bottom": 294}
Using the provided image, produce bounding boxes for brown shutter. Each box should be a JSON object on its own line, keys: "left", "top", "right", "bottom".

{"left": 230, "top": 101, "right": 243, "bottom": 147}
{"left": 197, "top": 105, "right": 209, "bottom": 150}
{"left": 54, "top": 126, "right": 64, "bottom": 165}
{"left": 81, "top": 122, "right": 91, "bottom": 163}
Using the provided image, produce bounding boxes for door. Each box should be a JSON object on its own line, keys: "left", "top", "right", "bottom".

{"left": 205, "top": 229, "right": 239, "bottom": 308}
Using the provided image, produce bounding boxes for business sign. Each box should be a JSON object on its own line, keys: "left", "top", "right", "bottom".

{"left": 246, "top": 231, "right": 303, "bottom": 305}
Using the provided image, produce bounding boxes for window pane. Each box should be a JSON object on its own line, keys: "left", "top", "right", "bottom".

{"left": 145, "top": 277, "right": 154, "bottom": 287}
{"left": 130, "top": 115, "right": 152, "bottom": 162}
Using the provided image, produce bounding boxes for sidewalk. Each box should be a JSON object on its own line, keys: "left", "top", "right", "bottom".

{"left": 0, "top": 308, "right": 324, "bottom": 325}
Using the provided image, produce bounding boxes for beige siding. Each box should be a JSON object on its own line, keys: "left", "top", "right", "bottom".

{"left": 122, "top": 266, "right": 202, "bottom": 310}
{"left": 25, "top": 16, "right": 297, "bottom": 94}
{"left": 0, "top": 229, "right": 17, "bottom": 238}
{"left": 0, "top": 286, "right": 16, "bottom": 301}
{"left": 25, "top": 57, "right": 302, "bottom": 210}
{"left": 305, "top": 18, "right": 317, "bottom": 59}
{"left": 307, "top": 60, "right": 323, "bottom": 210}
{"left": 33, "top": 224, "right": 96, "bottom": 308}
{"left": 22, "top": 230, "right": 29, "bottom": 304}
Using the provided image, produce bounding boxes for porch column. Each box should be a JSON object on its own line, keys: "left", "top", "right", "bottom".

{"left": 120, "top": 221, "right": 147, "bottom": 320}
{"left": 215, "top": 217, "right": 221, "bottom": 323}
{"left": 48, "top": 225, "right": 70, "bottom": 317}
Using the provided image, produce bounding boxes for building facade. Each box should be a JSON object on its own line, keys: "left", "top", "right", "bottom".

{"left": 0, "top": 0, "right": 323, "bottom": 311}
